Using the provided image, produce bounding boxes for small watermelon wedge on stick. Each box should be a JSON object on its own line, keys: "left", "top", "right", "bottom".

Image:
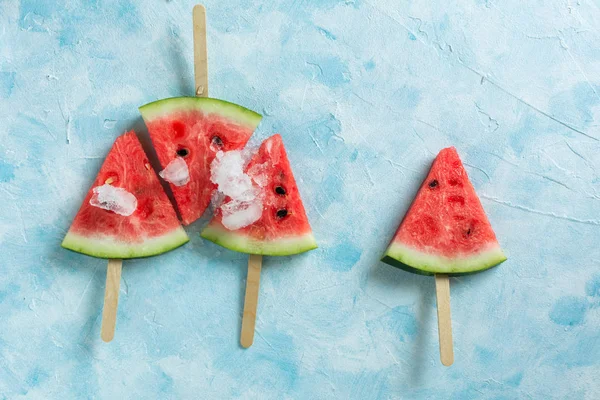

{"left": 139, "top": 97, "right": 262, "bottom": 225}
{"left": 382, "top": 147, "right": 506, "bottom": 365}
{"left": 62, "top": 131, "right": 189, "bottom": 259}
{"left": 194, "top": 7, "right": 313, "bottom": 347}
{"left": 62, "top": 131, "right": 189, "bottom": 341}
{"left": 201, "top": 134, "right": 317, "bottom": 347}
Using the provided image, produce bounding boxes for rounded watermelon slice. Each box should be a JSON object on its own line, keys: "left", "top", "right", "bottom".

{"left": 201, "top": 134, "right": 317, "bottom": 256}
{"left": 62, "top": 131, "right": 189, "bottom": 259}
{"left": 139, "top": 97, "right": 262, "bottom": 225}
{"left": 382, "top": 147, "right": 506, "bottom": 275}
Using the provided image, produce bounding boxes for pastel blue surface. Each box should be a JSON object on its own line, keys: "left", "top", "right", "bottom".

{"left": 1, "top": 0, "right": 600, "bottom": 398}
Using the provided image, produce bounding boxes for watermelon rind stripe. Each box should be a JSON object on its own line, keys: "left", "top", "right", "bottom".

{"left": 200, "top": 224, "right": 317, "bottom": 256}
{"left": 382, "top": 242, "right": 507, "bottom": 276}
{"left": 61, "top": 228, "right": 189, "bottom": 259}
{"left": 139, "top": 97, "right": 262, "bottom": 130}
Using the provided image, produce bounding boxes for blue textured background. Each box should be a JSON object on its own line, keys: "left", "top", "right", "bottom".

{"left": 1, "top": 0, "right": 600, "bottom": 398}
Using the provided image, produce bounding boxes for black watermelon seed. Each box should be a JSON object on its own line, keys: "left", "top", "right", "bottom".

{"left": 428, "top": 179, "right": 439, "bottom": 188}
{"left": 176, "top": 148, "right": 189, "bottom": 157}
{"left": 211, "top": 136, "right": 223, "bottom": 147}
{"left": 275, "top": 186, "right": 286, "bottom": 195}
{"left": 463, "top": 227, "right": 474, "bottom": 239}
{"left": 276, "top": 209, "right": 288, "bottom": 219}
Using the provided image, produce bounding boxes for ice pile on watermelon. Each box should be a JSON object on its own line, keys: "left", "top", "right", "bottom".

{"left": 62, "top": 131, "right": 189, "bottom": 259}
{"left": 382, "top": 147, "right": 506, "bottom": 275}
{"left": 209, "top": 149, "right": 264, "bottom": 230}
{"left": 201, "top": 134, "right": 317, "bottom": 256}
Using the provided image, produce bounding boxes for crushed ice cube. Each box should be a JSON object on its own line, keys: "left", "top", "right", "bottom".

{"left": 210, "top": 151, "right": 258, "bottom": 200}
{"left": 159, "top": 157, "right": 190, "bottom": 186}
{"left": 90, "top": 184, "right": 137, "bottom": 216}
{"left": 210, "top": 189, "right": 226, "bottom": 213}
{"left": 210, "top": 150, "right": 263, "bottom": 230}
{"left": 247, "top": 163, "right": 268, "bottom": 187}
{"left": 240, "top": 144, "right": 259, "bottom": 163}
{"left": 264, "top": 139, "right": 279, "bottom": 163}
{"left": 221, "top": 200, "right": 263, "bottom": 230}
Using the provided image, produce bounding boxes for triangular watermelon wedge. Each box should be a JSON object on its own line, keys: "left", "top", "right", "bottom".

{"left": 139, "top": 97, "right": 262, "bottom": 225}
{"left": 62, "top": 131, "right": 189, "bottom": 259}
{"left": 201, "top": 134, "right": 317, "bottom": 256}
{"left": 382, "top": 147, "right": 506, "bottom": 275}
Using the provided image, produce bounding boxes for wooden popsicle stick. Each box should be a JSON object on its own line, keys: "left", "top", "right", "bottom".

{"left": 101, "top": 259, "right": 123, "bottom": 342}
{"left": 435, "top": 274, "right": 454, "bottom": 366}
{"left": 240, "top": 254, "right": 262, "bottom": 348}
{"left": 193, "top": 5, "right": 208, "bottom": 97}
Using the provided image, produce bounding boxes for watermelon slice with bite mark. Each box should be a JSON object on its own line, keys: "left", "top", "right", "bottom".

{"left": 62, "top": 131, "right": 189, "bottom": 258}
{"left": 382, "top": 147, "right": 506, "bottom": 275}
{"left": 139, "top": 97, "right": 262, "bottom": 225}
{"left": 201, "top": 134, "right": 317, "bottom": 256}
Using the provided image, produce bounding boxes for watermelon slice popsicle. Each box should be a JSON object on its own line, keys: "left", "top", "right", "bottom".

{"left": 381, "top": 147, "right": 506, "bottom": 366}
{"left": 189, "top": 7, "right": 315, "bottom": 348}
{"left": 62, "top": 131, "right": 189, "bottom": 342}
{"left": 201, "top": 134, "right": 318, "bottom": 347}
{"left": 141, "top": 6, "right": 315, "bottom": 346}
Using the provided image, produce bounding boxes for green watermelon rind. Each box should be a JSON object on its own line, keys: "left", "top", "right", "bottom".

{"left": 382, "top": 242, "right": 507, "bottom": 276}
{"left": 139, "top": 97, "right": 262, "bottom": 129}
{"left": 200, "top": 224, "right": 318, "bottom": 256}
{"left": 61, "top": 228, "right": 189, "bottom": 259}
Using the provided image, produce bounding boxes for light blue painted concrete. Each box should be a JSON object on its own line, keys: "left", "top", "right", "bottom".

{"left": 1, "top": 0, "right": 600, "bottom": 398}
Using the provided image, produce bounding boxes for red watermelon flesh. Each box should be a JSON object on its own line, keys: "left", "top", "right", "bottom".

{"left": 382, "top": 147, "right": 506, "bottom": 275}
{"left": 62, "top": 131, "right": 189, "bottom": 259}
{"left": 139, "top": 97, "right": 262, "bottom": 225}
{"left": 201, "top": 134, "right": 317, "bottom": 256}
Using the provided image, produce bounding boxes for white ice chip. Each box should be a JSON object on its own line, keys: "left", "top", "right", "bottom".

{"left": 159, "top": 157, "right": 190, "bottom": 187}
{"left": 210, "top": 150, "right": 263, "bottom": 230}
{"left": 210, "top": 151, "right": 255, "bottom": 200}
{"left": 247, "top": 163, "right": 268, "bottom": 187}
{"left": 90, "top": 184, "right": 138, "bottom": 216}
{"left": 221, "top": 200, "right": 263, "bottom": 231}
